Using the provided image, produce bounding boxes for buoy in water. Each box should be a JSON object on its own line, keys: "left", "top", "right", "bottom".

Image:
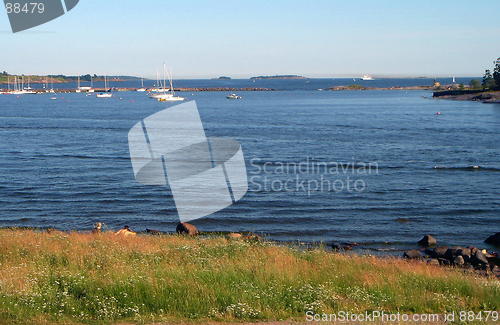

{"left": 67, "top": 100, "right": 69, "bottom": 102}
{"left": 131, "top": 100, "right": 133, "bottom": 103}
{"left": 437, "top": 112, "right": 440, "bottom": 115}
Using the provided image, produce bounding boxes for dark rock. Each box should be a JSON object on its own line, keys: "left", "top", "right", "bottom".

{"left": 404, "top": 249, "right": 423, "bottom": 259}
{"left": 468, "top": 246, "right": 480, "bottom": 256}
{"left": 427, "top": 259, "right": 440, "bottom": 266}
{"left": 432, "top": 246, "right": 449, "bottom": 258}
{"left": 438, "top": 258, "right": 451, "bottom": 266}
{"left": 462, "top": 255, "right": 471, "bottom": 264}
{"left": 457, "top": 248, "right": 471, "bottom": 258}
{"left": 146, "top": 228, "right": 163, "bottom": 235}
{"left": 418, "top": 235, "right": 437, "bottom": 247}
{"left": 488, "top": 256, "right": 500, "bottom": 271}
{"left": 454, "top": 256, "right": 465, "bottom": 266}
{"left": 471, "top": 250, "right": 489, "bottom": 266}
{"left": 176, "top": 222, "right": 199, "bottom": 236}
{"left": 424, "top": 248, "right": 435, "bottom": 256}
{"left": 444, "top": 248, "right": 461, "bottom": 261}
{"left": 332, "top": 243, "right": 341, "bottom": 250}
{"left": 342, "top": 245, "right": 353, "bottom": 251}
{"left": 485, "top": 232, "right": 500, "bottom": 246}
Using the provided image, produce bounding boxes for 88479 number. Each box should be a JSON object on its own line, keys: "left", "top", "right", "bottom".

{"left": 5, "top": 3, "right": 44, "bottom": 14}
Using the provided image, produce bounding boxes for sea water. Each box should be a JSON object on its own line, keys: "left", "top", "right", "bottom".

{"left": 0, "top": 88, "right": 499, "bottom": 252}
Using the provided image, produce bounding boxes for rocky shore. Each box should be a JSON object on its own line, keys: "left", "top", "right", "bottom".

{"left": 7, "top": 223, "right": 500, "bottom": 280}
{"left": 129, "top": 223, "right": 500, "bottom": 279}
{"left": 433, "top": 90, "right": 500, "bottom": 102}
{"left": 401, "top": 234, "right": 500, "bottom": 278}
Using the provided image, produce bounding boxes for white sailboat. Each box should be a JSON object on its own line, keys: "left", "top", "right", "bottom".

{"left": 10, "top": 76, "right": 36, "bottom": 95}
{"left": 76, "top": 73, "right": 93, "bottom": 93}
{"left": 21, "top": 77, "right": 37, "bottom": 94}
{"left": 149, "top": 64, "right": 184, "bottom": 101}
{"left": 96, "top": 75, "right": 112, "bottom": 98}
{"left": 148, "top": 70, "right": 170, "bottom": 93}
{"left": 137, "top": 76, "right": 146, "bottom": 92}
{"left": 88, "top": 75, "right": 94, "bottom": 93}
{"left": 44, "top": 75, "right": 55, "bottom": 93}
{"left": 76, "top": 75, "right": 81, "bottom": 93}
{"left": 2, "top": 76, "right": 12, "bottom": 94}
{"left": 49, "top": 76, "right": 55, "bottom": 93}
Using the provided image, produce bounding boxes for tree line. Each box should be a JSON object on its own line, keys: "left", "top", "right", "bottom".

{"left": 469, "top": 57, "right": 500, "bottom": 90}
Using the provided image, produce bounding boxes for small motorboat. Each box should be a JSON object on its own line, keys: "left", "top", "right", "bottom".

{"left": 226, "top": 93, "right": 241, "bottom": 99}
{"left": 96, "top": 92, "right": 112, "bottom": 98}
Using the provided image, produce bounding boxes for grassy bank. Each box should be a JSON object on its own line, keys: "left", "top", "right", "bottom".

{"left": 0, "top": 229, "right": 499, "bottom": 324}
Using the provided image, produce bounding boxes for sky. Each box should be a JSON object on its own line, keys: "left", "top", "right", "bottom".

{"left": 1, "top": 0, "right": 499, "bottom": 79}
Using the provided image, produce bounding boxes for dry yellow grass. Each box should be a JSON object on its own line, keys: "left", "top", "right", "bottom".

{"left": 0, "top": 228, "right": 498, "bottom": 324}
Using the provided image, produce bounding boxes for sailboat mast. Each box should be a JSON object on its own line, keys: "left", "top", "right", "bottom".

{"left": 170, "top": 67, "right": 174, "bottom": 94}
{"left": 163, "top": 63, "right": 167, "bottom": 93}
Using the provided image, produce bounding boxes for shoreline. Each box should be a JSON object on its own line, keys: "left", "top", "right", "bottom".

{"left": 0, "top": 228, "right": 498, "bottom": 324}
{"left": 3, "top": 226, "right": 498, "bottom": 278}
{"left": 433, "top": 90, "right": 500, "bottom": 103}
{"left": 0, "top": 85, "right": 439, "bottom": 93}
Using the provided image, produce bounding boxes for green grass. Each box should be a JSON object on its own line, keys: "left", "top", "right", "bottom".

{"left": 0, "top": 229, "right": 498, "bottom": 324}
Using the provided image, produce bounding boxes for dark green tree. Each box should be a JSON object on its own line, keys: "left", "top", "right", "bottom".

{"left": 493, "top": 57, "right": 500, "bottom": 89}
{"left": 469, "top": 79, "right": 481, "bottom": 90}
{"left": 459, "top": 82, "right": 464, "bottom": 90}
{"left": 482, "top": 69, "right": 496, "bottom": 90}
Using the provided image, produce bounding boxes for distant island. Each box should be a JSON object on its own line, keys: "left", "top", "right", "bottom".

{"left": 212, "top": 76, "right": 231, "bottom": 80}
{"left": 250, "top": 75, "right": 307, "bottom": 79}
{"left": 0, "top": 72, "right": 140, "bottom": 84}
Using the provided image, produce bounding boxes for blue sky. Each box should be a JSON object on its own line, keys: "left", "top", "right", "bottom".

{"left": 1, "top": 0, "right": 499, "bottom": 78}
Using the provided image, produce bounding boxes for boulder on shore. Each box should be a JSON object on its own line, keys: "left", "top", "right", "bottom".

{"left": 418, "top": 235, "right": 437, "bottom": 247}
{"left": 146, "top": 229, "right": 164, "bottom": 235}
{"left": 438, "top": 258, "right": 451, "bottom": 266}
{"left": 427, "top": 259, "right": 440, "bottom": 266}
{"left": 243, "top": 234, "right": 261, "bottom": 241}
{"left": 457, "top": 248, "right": 471, "bottom": 258}
{"left": 485, "top": 232, "right": 500, "bottom": 246}
{"left": 471, "top": 250, "right": 489, "bottom": 267}
{"left": 404, "top": 249, "right": 423, "bottom": 259}
{"left": 176, "top": 222, "right": 199, "bottom": 236}
{"left": 444, "top": 248, "right": 461, "bottom": 261}
{"left": 226, "top": 233, "right": 242, "bottom": 240}
{"left": 429, "top": 246, "right": 448, "bottom": 258}
{"left": 454, "top": 255, "right": 465, "bottom": 266}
